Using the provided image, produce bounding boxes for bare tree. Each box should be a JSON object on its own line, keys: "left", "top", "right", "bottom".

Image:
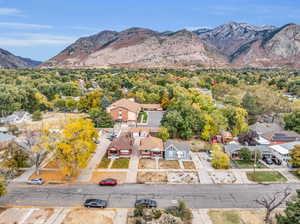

{"left": 254, "top": 187, "right": 291, "bottom": 224}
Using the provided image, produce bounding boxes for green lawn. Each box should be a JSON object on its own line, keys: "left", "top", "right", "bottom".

{"left": 246, "top": 171, "right": 287, "bottom": 182}
{"left": 111, "top": 158, "right": 130, "bottom": 169}
{"left": 97, "top": 156, "right": 111, "bottom": 169}
{"left": 138, "top": 111, "right": 148, "bottom": 123}
{"left": 235, "top": 160, "right": 266, "bottom": 169}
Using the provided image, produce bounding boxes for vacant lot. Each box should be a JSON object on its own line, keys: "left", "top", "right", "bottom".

{"left": 98, "top": 156, "right": 111, "bottom": 169}
{"left": 159, "top": 160, "right": 180, "bottom": 169}
{"left": 246, "top": 171, "right": 287, "bottom": 182}
{"left": 183, "top": 161, "right": 196, "bottom": 169}
{"left": 190, "top": 139, "right": 211, "bottom": 152}
{"left": 137, "top": 172, "right": 167, "bottom": 183}
{"left": 19, "top": 112, "right": 85, "bottom": 131}
{"left": 209, "top": 210, "right": 271, "bottom": 224}
{"left": 91, "top": 171, "right": 127, "bottom": 183}
{"left": 62, "top": 209, "right": 115, "bottom": 224}
{"left": 30, "top": 170, "right": 76, "bottom": 182}
{"left": 44, "top": 159, "right": 60, "bottom": 169}
{"left": 138, "top": 159, "right": 156, "bottom": 169}
{"left": 111, "top": 158, "right": 130, "bottom": 169}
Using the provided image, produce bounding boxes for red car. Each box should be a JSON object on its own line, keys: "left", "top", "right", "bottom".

{"left": 99, "top": 178, "right": 117, "bottom": 186}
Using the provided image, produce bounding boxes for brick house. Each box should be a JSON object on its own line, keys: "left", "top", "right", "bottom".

{"left": 106, "top": 98, "right": 141, "bottom": 124}
{"left": 106, "top": 98, "right": 163, "bottom": 124}
{"left": 107, "top": 133, "right": 133, "bottom": 159}
{"left": 139, "top": 136, "right": 164, "bottom": 159}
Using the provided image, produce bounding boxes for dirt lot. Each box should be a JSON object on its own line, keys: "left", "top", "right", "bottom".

{"left": 0, "top": 208, "right": 53, "bottom": 224}
{"left": 18, "top": 112, "right": 85, "bottom": 131}
{"left": 91, "top": 171, "right": 127, "bottom": 183}
{"left": 183, "top": 161, "right": 196, "bottom": 169}
{"left": 30, "top": 170, "right": 76, "bottom": 183}
{"left": 138, "top": 159, "right": 156, "bottom": 169}
{"left": 190, "top": 139, "right": 211, "bottom": 152}
{"left": 62, "top": 209, "right": 116, "bottom": 224}
{"left": 209, "top": 210, "right": 270, "bottom": 224}
{"left": 137, "top": 172, "right": 167, "bottom": 183}
{"left": 159, "top": 160, "right": 180, "bottom": 169}
{"left": 44, "top": 159, "right": 60, "bottom": 168}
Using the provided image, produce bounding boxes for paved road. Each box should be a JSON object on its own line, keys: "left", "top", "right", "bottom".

{"left": 1, "top": 183, "right": 299, "bottom": 209}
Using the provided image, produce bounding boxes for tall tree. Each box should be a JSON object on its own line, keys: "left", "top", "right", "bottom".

{"left": 89, "top": 108, "right": 114, "bottom": 128}
{"left": 241, "top": 92, "right": 258, "bottom": 116}
{"left": 284, "top": 110, "right": 300, "bottom": 134}
{"left": 276, "top": 190, "right": 300, "bottom": 224}
{"left": 52, "top": 118, "right": 98, "bottom": 177}
{"left": 290, "top": 145, "right": 300, "bottom": 174}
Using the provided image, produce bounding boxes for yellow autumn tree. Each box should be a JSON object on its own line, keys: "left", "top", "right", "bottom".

{"left": 290, "top": 145, "right": 300, "bottom": 174}
{"left": 211, "top": 144, "right": 230, "bottom": 169}
{"left": 54, "top": 118, "right": 98, "bottom": 177}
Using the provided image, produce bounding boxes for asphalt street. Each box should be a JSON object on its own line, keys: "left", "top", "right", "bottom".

{"left": 1, "top": 183, "right": 299, "bottom": 209}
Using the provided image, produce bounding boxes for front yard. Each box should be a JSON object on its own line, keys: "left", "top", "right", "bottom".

{"left": 137, "top": 172, "right": 167, "bottom": 183}
{"left": 29, "top": 170, "right": 76, "bottom": 183}
{"left": 246, "top": 171, "right": 287, "bottom": 182}
{"left": 234, "top": 160, "right": 266, "bottom": 169}
{"left": 98, "top": 156, "right": 111, "bottom": 169}
{"left": 63, "top": 209, "right": 116, "bottom": 224}
{"left": 209, "top": 210, "right": 267, "bottom": 224}
{"left": 138, "top": 159, "right": 156, "bottom": 169}
{"left": 159, "top": 160, "right": 180, "bottom": 169}
{"left": 111, "top": 158, "right": 130, "bottom": 169}
{"left": 183, "top": 161, "right": 196, "bottom": 169}
{"left": 90, "top": 171, "right": 127, "bottom": 183}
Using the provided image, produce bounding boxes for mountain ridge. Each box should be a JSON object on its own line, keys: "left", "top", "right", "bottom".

{"left": 41, "top": 22, "right": 300, "bottom": 69}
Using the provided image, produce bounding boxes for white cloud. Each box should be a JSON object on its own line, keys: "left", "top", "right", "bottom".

{"left": 0, "top": 22, "right": 52, "bottom": 29}
{"left": 0, "top": 33, "right": 76, "bottom": 46}
{"left": 0, "top": 8, "right": 21, "bottom": 16}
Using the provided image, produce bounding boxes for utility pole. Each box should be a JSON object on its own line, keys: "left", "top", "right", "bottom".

{"left": 253, "top": 150, "right": 257, "bottom": 179}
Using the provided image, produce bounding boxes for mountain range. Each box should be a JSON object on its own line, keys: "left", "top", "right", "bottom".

{"left": 3, "top": 21, "right": 300, "bottom": 69}
{"left": 0, "top": 48, "right": 42, "bottom": 68}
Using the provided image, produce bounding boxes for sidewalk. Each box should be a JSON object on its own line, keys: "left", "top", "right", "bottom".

{"left": 191, "top": 152, "right": 213, "bottom": 184}
{"left": 126, "top": 138, "right": 140, "bottom": 183}
{"left": 192, "top": 209, "right": 213, "bottom": 224}
{"left": 77, "top": 136, "right": 110, "bottom": 182}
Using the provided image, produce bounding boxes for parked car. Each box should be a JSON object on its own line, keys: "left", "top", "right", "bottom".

{"left": 99, "top": 178, "right": 117, "bottom": 186}
{"left": 263, "top": 157, "right": 273, "bottom": 165}
{"left": 27, "top": 178, "right": 44, "bottom": 185}
{"left": 272, "top": 157, "right": 282, "bottom": 166}
{"left": 135, "top": 199, "right": 157, "bottom": 208}
{"left": 84, "top": 199, "right": 107, "bottom": 208}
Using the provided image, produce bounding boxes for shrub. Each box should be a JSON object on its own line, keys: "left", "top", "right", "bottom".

{"left": 211, "top": 148, "right": 230, "bottom": 169}
{"left": 239, "top": 148, "right": 252, "bottom": 162}
{"left": 32, "top": 111, "right": 42, "bottom": 121}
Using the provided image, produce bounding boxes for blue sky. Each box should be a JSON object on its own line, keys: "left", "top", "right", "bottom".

{"left": 0, "top": 0, "right": 299, "bottom": 61}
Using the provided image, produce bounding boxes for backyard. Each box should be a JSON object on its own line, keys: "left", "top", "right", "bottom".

{"left": 246, "top": 171, "right": 287, "bottom": 182}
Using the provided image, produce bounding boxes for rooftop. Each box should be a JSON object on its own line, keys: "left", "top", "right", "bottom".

{"left": 165, "top": 140, "right": 190, "bottom": 152}
{"left": 249, "top": 122, "right": 283, "bottom": 135}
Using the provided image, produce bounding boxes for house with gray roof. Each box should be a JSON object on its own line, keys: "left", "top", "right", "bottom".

{"left": 164, "top": 140, "right": 191, "bottom": 161}
{"left": 224, "top": 142, "right": 272, "bottom": 159}
{"left": 0, "top": 133, "right": 15, "bottom": 148}
{"left": 249, "top": 122, "right": 283, "bottom": 135}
